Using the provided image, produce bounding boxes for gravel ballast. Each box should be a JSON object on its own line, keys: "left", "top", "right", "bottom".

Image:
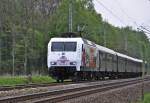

{"left": 58, "top": 81, "right": 150, "bottom": 103}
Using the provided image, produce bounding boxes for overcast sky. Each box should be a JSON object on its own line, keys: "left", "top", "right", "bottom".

{"left": 93, "top": 0, "right": 150, "bottom": 39}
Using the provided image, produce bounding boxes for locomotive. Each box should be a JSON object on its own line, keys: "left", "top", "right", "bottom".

{"left": 47, "top": 33, "right": 143, "bottom": 82}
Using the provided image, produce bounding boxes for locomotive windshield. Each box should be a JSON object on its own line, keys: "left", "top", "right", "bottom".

{"left": 51, "top": 42, "right": 76, "bottom": 51}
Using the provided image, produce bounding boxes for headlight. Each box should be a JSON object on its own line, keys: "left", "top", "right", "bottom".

{"left": 70, "top": 62, "right": 76, "bottom": 65}
{"left": 50, "top": 62, "right": 57, "bottom": 65}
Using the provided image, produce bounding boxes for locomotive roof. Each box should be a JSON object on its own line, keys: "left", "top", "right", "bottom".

{"left": 50, "top": 37, "right": 83, "bottom": 42}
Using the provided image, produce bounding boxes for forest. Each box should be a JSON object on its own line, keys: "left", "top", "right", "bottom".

{"left": 0, "top": 0, "right": 149, "bottom": 76}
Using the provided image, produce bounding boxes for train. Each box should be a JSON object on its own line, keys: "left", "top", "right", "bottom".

{"left": 47, "top": 33, "right": 143, "bottom": 82}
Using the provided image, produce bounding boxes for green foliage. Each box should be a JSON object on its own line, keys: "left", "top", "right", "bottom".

{"left": 143, "top": 93, "right": 150, "bottom": 103}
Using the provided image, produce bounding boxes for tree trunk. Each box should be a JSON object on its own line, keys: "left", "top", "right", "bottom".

{"left": 12, "top": 25, "right": 16, "bottom": 76}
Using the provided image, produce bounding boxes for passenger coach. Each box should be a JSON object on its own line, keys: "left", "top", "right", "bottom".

{"left": 47, "top": 36, "right": 143, "bottom": 82}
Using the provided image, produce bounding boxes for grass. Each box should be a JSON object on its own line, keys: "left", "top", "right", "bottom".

{"left": 142, "top": 93, "right": 150, "bottom": 103}
{"left": 0, "top": 76, "right": 55, "bottom": 86}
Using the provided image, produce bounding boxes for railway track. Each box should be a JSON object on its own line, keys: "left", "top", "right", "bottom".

{"left": 0, "top": 81, "right": 73, "bottom": 91}
{"left": 0, "top": 77, "right": 149, "bottom": 103}
{"left": 0, "top": 79, "right": 120, "bottom": 91}
{"left": 0, "top": 80, "right": 99, "bottom": 91}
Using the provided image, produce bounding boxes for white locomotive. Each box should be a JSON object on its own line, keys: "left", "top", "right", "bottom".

{"left": 47, "top": 35, "right": 143, "bottom": 82}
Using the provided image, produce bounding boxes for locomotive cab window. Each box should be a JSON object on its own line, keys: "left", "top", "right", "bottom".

{"left": 51, "top": 42, "right": 64, "bottom": 51}
{"left": 64, "top": 42, "right": 76, "bottom": 51}
{"left": 51, "top": 42, "right": 77, "bottom": 52}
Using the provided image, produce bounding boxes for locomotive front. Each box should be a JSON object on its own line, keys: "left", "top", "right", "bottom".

{"left": 47, "top": 38, "right": 83, "bottom": 82}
